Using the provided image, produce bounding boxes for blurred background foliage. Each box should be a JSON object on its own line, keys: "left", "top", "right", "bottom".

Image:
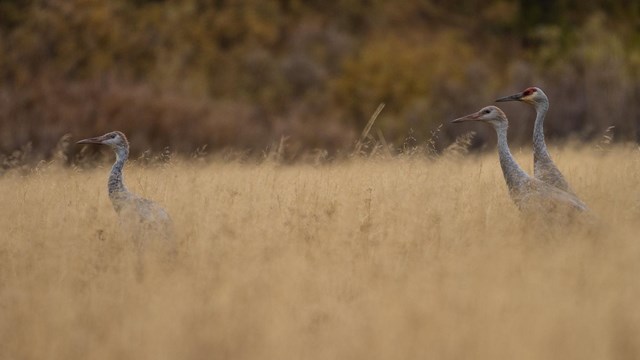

{"left": 1, "top": 0, "right": 640, "bottom": 163}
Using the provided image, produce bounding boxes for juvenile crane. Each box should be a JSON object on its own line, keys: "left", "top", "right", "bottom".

{"left": 451, "top": 106, "right": 587, "bottom": 214}
{"left": 495, "top": 87, "right": 576, "bottom": 194}
{"left": 77, "top": 131, "right": 174, "bottom": 244}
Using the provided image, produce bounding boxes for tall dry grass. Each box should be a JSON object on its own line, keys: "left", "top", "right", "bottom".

{"left": 1, "top": 145, "right": 640, "bottom": 359}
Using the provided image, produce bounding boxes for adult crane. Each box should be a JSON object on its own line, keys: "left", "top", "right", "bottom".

{"left": 451, "top": 106, "right": 587, "bottom": 214}
{"left": 495, "top": 87, "right": 578, "bottom": 195}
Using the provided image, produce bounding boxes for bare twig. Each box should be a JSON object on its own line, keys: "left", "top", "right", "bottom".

{"left": 354, "top": 103, "right": 385, "bottom": 155}
{"left": 376, "top": 128, "right": 393, "bottom": 158}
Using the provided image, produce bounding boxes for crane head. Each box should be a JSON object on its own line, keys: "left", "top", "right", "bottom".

{"left": 495, "top": 87, "right": 545, "bottom": 105}
{"left": 77, "top": 131, "right": 129, "bottom": 149}
{"left": 451, "top": 106, "right": 507, "bottom": 127}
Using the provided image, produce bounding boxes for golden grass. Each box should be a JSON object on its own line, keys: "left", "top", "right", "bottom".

{"left": 1, "top": 145, "right": 640, "bottom": 360}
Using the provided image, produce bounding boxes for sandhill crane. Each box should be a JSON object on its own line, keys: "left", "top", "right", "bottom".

{"left": 77, "top": 131, "right": 174, "bottom": 248}
{"left": 451, "top": 106, "right": 587, "bottom": 214}
{"left": 495, "top": 87, "right": 577, "bottom": 194}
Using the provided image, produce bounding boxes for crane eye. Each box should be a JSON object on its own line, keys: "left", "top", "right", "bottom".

{"left": 483, "top": 109, "right": 491, "bottom": 114}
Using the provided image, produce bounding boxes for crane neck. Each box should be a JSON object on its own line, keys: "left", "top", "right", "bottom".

{"left": 494, "top": 123, "right": 530, "bottom": 195}
{"left": 533, "top": 99, "right": 552, "bottom": 164}
{"left": 108, "top": 146, "right": 129, "bottom": 199}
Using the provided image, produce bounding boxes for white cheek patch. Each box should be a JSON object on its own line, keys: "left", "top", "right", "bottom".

{"left": 103, "top": 137, "right": 119, "bottom": 145}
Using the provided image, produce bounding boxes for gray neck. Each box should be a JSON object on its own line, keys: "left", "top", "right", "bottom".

{"left": 533, "top": 99, "right": 552, "bottom": 165}
{"left": 108, "top": 147, "right": 129, "bottom": 197}
{"left": 495, "top": 123, "right": 530, "bottom": 195}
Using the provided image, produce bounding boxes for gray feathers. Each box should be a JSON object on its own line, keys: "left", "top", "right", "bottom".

{"left": 452, "top": 106, "right": 587, "bottom": 214}
{"left": 531, "top": 92, "right": 575, "bottom": 194}
{"left": 78, "top": 131, "right": 174, "bottom": 243}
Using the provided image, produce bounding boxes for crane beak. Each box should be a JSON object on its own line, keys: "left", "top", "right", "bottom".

{"left": 77, "top": 136, "right": 105, "bottom": 145}
{"left": 451, "top": 113, "right": 480, "bottom": 123}
{"left": 495, "top": 92, "right": 523, "bottom": 102}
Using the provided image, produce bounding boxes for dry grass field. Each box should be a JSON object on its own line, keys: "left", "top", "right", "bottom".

{"left": 1, "top": 144, "right": 640, "bottom": 360}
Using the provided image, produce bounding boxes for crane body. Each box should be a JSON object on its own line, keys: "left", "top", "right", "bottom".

{"left": 496, "top": 87, "right": 575, "bottom": 193}
{"left": 77, "top": 131, "right": 174, "bottom": 249}
{"left": 451, "top": 106, "right": 587, "bottom": 214}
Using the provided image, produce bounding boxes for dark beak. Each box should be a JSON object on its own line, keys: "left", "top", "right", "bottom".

{"left": 76, "top": 136, "right": 103, "bottom": 145}
{"left": 451, "top": 113, "right": 480, "bottom": 123}
{"left": 495, "top": 92, "right": 523, "bottom": 102}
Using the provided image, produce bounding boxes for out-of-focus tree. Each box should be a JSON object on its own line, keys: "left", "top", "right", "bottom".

{"left": 1, "top": 0, "right": 640, "bottom": 163}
